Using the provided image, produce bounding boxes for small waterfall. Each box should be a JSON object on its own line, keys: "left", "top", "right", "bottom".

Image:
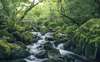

{"left": 24, "top": 32, "right": 75, "bottom": 62}
{"left": 57, "top": 43, "right": 75, "bottom": 56}
{"left": 24, "top": 32, "right": 89, "bottom": 62}
{"left": 24, "top": 32, "right": 49, "bottom": 62}
{"left": 24, "top": 32, "right": 55, "bottom": 62}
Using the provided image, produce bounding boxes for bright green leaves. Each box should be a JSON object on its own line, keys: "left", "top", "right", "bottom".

{"left": 75, "top": 18, "right": 100, "bottom": 43}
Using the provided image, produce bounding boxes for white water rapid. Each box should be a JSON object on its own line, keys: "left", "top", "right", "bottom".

{"left": 24, "top": 32, "right": 89, "bottom": 62}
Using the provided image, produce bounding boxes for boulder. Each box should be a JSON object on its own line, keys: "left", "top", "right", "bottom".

{"left": 0, "top": 40, "right": 30, "bottom": 60}
{"left": 34, "top": 50, "right": 47, "bottom": 59}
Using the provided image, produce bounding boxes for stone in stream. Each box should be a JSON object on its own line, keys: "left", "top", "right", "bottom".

{"left": 34, "top": 50, "right": 48, "bottom": 59}
{"left": 43, "top": 42, "right": 64, "bottom": 62}
{"left": 45, "top": 32, "right": 54, "bottom": 41}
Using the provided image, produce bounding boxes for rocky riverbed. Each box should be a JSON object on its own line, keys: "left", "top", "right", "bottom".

{"left": 23, "top": 32, "right": 90, "bottom": 62}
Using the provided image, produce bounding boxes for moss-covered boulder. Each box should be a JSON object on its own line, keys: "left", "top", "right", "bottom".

{"left": 0, "top": 40, "right": 30, "bottom": 60}
{"left": 12, "top": 31, "right": 33, "bottom": 45}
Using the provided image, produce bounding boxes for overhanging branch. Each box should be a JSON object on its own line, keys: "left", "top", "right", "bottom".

{"left": 18, "top": 1, "right": 42, "bottom": 21}
{"left": 60, "top": 13, "right": 77, "bottom": 24}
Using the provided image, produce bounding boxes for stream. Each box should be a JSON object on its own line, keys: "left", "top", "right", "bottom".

{"left": 24, "top": 32, "right": 89, "bottom": 62}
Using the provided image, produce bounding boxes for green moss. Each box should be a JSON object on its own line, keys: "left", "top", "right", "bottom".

{"left": 0, "top": 30, "right": 15, "bottom": 41}
{"left": 0, "top": 40, "right": 11, "bottom": 56}
{"left": 20, "top": 31, "right": 33, "bottom": 44}
{"left": 14, "top": 31, "right": 33, "bottom": 44}
{"left": 15, "top": 21, "right": 32, "bottom": 32}
{"left": 0, "top": 39, "right": 29, "bottom": 59}
{"left": 0, "top": 40, "right": 21, "bottom": 56}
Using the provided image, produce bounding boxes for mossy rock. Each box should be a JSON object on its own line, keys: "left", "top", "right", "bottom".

{"left": 0, "top": 30, "right": 15, "bottom": 42}
{"left": 13, "top": 31, "right": 33, "bottom": 45}
{"left": 20, "top": 32, "right": 33, "bottom": 44}
{"left": 0, "top": 40, "right": 30, "bottom": 59}
{"left": 15, "top": 21, "right": 32, "bottom": 32}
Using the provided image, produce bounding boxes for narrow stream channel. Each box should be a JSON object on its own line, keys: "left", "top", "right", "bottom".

{"left": 24, "top": 32, "right": 90, "bottom": 62}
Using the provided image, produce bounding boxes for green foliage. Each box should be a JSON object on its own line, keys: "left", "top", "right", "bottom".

{"left": 70, "top": 18, "right": 100, "bottom": 59}
{"left": 75, "top": 18, "right": 100, "bottom": 43}
{"left": 59, "top": 0, "right": 100, "bottom": 25}
{"left": 0, "top": 0, "right": 35, "bottom": 44}
{"left": 0, "top": 0, "right": 35, "bottom": 59}
{"left": 0, "top": 0, "right": 100, "bottom": 61}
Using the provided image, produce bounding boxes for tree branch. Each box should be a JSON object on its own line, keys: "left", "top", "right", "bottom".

{"left": 18, "top": 1, "right": 41, "bottom": 21}
{"left": 57, "top": 0, "right": 79, "bottom": 25}
{"left": 60, "top": 13, "right": 77, "bottom": 24}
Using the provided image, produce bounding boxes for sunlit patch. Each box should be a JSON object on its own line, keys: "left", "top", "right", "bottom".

{"left": 29, "top": 0, "right": 39, "bottom": 4}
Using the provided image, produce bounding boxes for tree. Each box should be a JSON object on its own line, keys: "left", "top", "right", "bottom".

{"left": 0, "top": 0, "right": 42, "bottom": 60}
{"left": 58, "top": 0, "right": 100, "bottom": 25}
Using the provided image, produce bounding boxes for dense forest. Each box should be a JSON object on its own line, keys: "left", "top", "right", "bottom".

{"left": 0, "top": 0, "right": 100, "bottom": 62}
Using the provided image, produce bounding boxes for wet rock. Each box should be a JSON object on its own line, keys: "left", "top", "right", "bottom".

{"left": 13, "top": 31, "right": 33, "bottom": 45}
{"left": 0, "top": 59, "right": 26, "bottom": 62}
{"left": 10, "top": 48, "right": 30, "bottom": 59}
{"left": 45, "top": 37, "right": 54, "bottom": 41}
{"left": 0, "top": 40, "right": 30, "bottom": 60}
{"left": 42, "top": 59, "right": 48, "bottom": 62}
{"left": 43, "top": 42, "right": 54, "bottom": 50}
{"left": 34, "top": 50, "right": 47, "bottom": 59}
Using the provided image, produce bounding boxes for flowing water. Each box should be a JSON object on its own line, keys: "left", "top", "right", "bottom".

{"left": 24, "top": 32, "right": 88, "bottom": 62}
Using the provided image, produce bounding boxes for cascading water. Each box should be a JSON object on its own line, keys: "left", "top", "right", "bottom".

{"left": 24, "top": 32, "right": 49, "bottom": 62}
{"left": 24, "top": 32, "right": 90, "bottom": 62}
